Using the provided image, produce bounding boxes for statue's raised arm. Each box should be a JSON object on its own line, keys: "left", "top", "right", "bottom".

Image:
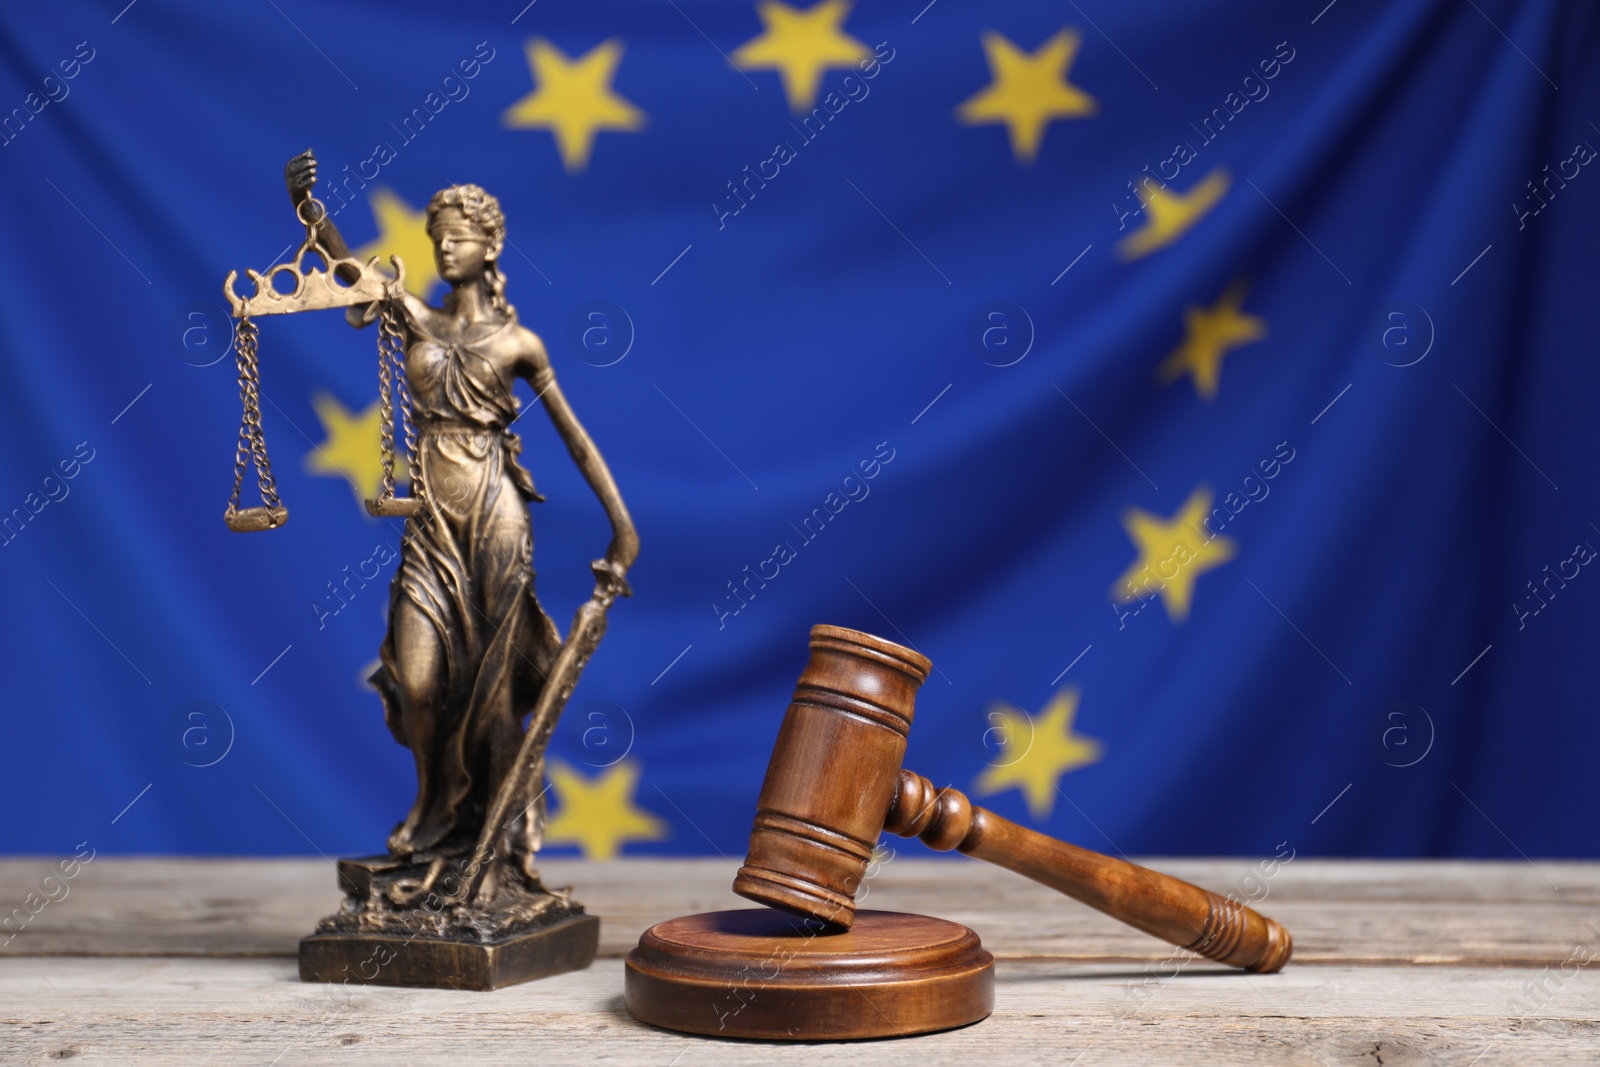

{"left": 283, "top": 148, "right": 394, "bottom": 330}
{"left": 283, "top": 150, "right": 356, "bottom": 267}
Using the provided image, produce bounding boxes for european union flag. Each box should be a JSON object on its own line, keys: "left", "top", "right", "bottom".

{"left": 2, "top": 0, "right": 1597, "bottom": 864}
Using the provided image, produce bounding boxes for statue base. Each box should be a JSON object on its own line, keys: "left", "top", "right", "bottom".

{"left": 624, "top": 909, "right": 993, "bottom": 1040}
{"left": 298, "top": 854, "right": 599, "bottom": 990}
{"left": 300, "top": 912, "right": 599, "bottom": 990}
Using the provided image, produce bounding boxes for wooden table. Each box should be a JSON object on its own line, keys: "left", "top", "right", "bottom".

{"left": 2, "top": 856, "right": 1596, "bottom": 1064}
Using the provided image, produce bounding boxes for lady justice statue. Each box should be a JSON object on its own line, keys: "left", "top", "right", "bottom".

{"left": 221, "top": 150, "right": 637, "bottom": 989}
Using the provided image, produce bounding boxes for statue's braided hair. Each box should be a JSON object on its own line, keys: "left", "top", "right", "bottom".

{"left": 426, "top": 184, "right": 514, "bottom": 317}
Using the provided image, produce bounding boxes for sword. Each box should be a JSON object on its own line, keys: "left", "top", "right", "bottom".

{"left": 447, "top": 558, "right": 631, "bottom": 905}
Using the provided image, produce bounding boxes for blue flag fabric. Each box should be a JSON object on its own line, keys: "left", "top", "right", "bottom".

{"left": 2, "top": 0, "right": 1597, "bottom": 862}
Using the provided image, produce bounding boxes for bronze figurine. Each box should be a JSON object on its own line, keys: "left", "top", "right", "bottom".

{"left": 222, "top": 149, "right": 638, "bottom": 989}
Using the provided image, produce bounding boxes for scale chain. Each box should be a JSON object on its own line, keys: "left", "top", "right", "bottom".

{"left": 385, "top": 298, "right": 423, "bottom": 503}
{"left": 374, "top": 304, "right": 397, "bottom": 503}
{"left": 227, "top": 315, "right": 281, "bottom": 513}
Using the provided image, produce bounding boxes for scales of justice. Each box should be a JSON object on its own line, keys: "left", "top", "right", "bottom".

{"left": 220, "top": 150, "right": 638, "bottom": 989}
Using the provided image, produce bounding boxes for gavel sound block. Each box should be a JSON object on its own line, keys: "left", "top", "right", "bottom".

{"left": 625, "top": 625, "right": 1292, "bottom": 1041}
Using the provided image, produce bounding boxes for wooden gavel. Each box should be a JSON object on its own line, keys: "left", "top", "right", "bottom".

{"left": 732, "top": 625, "right": 1293, "bottom": 973}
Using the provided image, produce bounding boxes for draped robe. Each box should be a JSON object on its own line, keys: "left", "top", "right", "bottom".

{"left": 370, "top": 312, "right": 563, "bottom": 867}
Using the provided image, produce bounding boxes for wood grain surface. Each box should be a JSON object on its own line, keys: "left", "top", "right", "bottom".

{"left": 2, "top": 857, "right": 1597, "bottom": 1064}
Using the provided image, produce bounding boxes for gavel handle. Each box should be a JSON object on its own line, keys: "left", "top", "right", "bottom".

{"left": 884, "top": 770, "right": 1292, "bottom": 973}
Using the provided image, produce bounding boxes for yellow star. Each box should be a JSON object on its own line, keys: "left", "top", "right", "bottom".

{"left": 732, "top": 0, "right": 871, "bottom": 113}
{"left": 973, "top": 688, "right": 1102, "bottom": 820}
{"left": 1117, "top": 168, "right": 1230, "bottom": 261}
{"left": 503, "top": 38, "right": 646, "bottom": 173}
{"left": 305, "top": 391, "right": 405, "bottom": 505}
{"left": 543, "top": 760, "right": 669, "bottom": 860}
{"left": 354, "top": 188, "right": 438, "bottom": 298}
{"left": 1113, "top": 486, "right": 1237, "bottom": 623}
{"left": 1156, "top": 280, "right": 1267, "bottom": 400}
{"left": 956, "top": 28, "right": 1097, "bottom": 164}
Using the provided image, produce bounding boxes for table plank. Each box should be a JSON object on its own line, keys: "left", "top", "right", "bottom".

{"left": 2, "top": 956, "right": 1596, "bottom": 1066}
{"left": 2, "top": 857, "right": 1596, "bottom": 966}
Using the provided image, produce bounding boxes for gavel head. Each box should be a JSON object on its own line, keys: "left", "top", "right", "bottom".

{"left": 732, "top": 624, "right": 931, "bottom": 929}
